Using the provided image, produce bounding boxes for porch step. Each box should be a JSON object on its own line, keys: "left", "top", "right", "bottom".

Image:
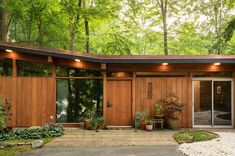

{"left": 106, "top": 126, "right": 133, "bottom": 130}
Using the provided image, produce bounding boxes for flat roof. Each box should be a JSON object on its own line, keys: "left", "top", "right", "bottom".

{"left": 0, "top": 42, "right": 235, "bottom": 63}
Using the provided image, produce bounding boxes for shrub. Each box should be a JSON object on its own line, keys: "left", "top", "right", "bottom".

{"left": 0, "top": 123, "right": 64, "bottom": 141}
{"left": 0, "top": 97, "right": 11, "bottom": 131}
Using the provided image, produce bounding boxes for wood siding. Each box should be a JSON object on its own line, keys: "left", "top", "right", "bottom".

{"left": 135, "top": 77, "right": 190, "bottom": 128}
{"left": 0, "top": 77, "right": 56, "bottom": 127}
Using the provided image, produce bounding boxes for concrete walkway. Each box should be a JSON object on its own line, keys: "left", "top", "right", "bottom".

{"left": 24, "top": 128, "right": 184, "bottom": 156}
{"left": 46, "top": 128, "right": 178, "bottom": 147}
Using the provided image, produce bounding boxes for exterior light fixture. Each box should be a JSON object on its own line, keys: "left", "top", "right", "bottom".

{"left": 214, "top": 62, "right": 221, "bottom": 66}
{"left": 5, "top": 49, "right": 13, "bottom": 53}
{"left": 162, "top": 62, "right": 168, "bottom": 66}
{"left": 75, "top": 59, "right": 80, "bottom": 62}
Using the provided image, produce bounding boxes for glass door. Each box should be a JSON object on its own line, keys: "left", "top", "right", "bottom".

{"left": 193, "top": 79, "right": 233, "bottom": 128}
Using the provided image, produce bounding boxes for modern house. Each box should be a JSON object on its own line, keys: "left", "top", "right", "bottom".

{"left": 0, "top": 42, "right": 234, "bottom": 128}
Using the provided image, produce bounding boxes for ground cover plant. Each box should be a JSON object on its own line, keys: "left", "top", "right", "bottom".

{"left": 173, "top": 129, "right": 218, "bottom": 144}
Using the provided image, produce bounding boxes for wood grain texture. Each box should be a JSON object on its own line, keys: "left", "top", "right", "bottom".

{"left": 135, "top": 77, "right": 189, "bottom": 128}
{"left": 106, "top": 80, "right": 132, "bottom": 126}
{"left": 0, "top": 77, "right": 55, "bottom": 127}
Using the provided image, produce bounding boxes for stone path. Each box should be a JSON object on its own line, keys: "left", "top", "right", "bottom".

{"left": 23, "top": 128, "right": 184, "bottom": 156}
{"left": 46, "top": 128, "right": 178, "bottom": 147}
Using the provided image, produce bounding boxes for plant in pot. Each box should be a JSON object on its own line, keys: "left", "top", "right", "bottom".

{"left": 154, "top": 102, "right": 163, "bottom": 118}
{"left": 85, "top": 111, "right": 95, "bottom": 130}
{"left": 90, "top": 116, "right": 105, "bottom": 132}
{"left": 140, "top": 111, "right": 149, "bottom": 130}
{"left": 134, "top": 112, "right": 142, "bottom": 129}
{"left": 160, "top": 93, "right": 184, "bottom": 130}
{"left": 145, "top": 119, "right": 153, "bottom": 131}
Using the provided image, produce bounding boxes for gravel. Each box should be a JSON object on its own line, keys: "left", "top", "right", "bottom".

{"left": 178, "top": 132, "right": 235, "bottom": 156}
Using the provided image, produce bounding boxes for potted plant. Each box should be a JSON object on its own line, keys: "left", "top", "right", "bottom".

{"left": 160, "top": 93, "right": 184, "bottom": 130}
{"left": 97, "top": 117, "right": 105, "bottom": 129}
{"left": 85, "top": 111, "right": 95, "bottom": 130}
{"left": 140, "top": 111, "right": 149, "bottom": 130}
{"left": 134, "top": 112, "right": 142, "bottom": 129}
{"left": 145, "top": 119, "right": 153, "bottom": 131}
{"left": 154, "top": 102, "right": 163, "bottom": 118}
{"left": 90, "top": 116, "right": 105, "bottom": 132}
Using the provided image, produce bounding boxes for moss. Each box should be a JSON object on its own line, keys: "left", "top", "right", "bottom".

{"left": 173, "top": 129, "right": 218, "bottom": 144}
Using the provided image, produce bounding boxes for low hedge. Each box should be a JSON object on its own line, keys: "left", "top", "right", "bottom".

{"left": 0, "top": 124, "right": 64, "bottom": 141}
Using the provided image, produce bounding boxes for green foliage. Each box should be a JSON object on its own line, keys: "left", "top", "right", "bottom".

{"left": 1, "top": 0, "right": 235, "bottom": 54}
{"left": 0, "top": 97, "right": 11, "bottom": 131}
{"left": 0, "top": 124, "right": 64, "bottom": 141}
{"left": 173, "top": 130, "right": 218, "bottom": 144}
{"left": 144, "top": 119, "right": 153, "bottom": 125}
{"left": 90, "top": 116, "right": 104, "bottom": 128}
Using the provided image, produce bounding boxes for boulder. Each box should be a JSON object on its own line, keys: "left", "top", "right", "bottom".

{"left": 31, "top": 140, "right": 43, "bottom": 149}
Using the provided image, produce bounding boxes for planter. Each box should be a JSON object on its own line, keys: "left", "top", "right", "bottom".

{"left": 98, "top": 124, "right": 105, "bottom": 129}
{"left": 145, "top": 124, "right": 153, "bottom": 131}
{"left": 167, "top": 117, "right": 180, "bottom": 130}
{"left": 85, "top": 119, "right": 91, "bottom": 129}
{"left": 141, "top": 121, "right": 146, "bottom": 130}
{"left": 79, "top": 122, "right": 85, "bottom": 129}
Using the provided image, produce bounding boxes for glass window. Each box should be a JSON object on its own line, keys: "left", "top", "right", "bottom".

{"left": 0, "top": 58, "right": 12, "bottom": 76}
{"left": 56, "top": 79, "right": 103, "bottom": 123}
{"left": 56, "top": 66, "right": 102, "bottom": 77}
{"left": 17, "top": 60, "right": 52, "bottom": 76}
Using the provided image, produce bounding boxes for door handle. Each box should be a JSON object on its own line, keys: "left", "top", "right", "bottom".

{"left": 107, "top": 102, "right": 112, "bottom": 108}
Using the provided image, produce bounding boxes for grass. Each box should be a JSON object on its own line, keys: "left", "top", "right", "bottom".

{"left": 173, "top": 129, "right": 218, "bottom": 144}
{"left": 0, "top": 137, "right": 53, "bottom": 156}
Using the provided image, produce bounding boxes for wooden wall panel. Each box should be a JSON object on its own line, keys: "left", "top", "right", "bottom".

{"left": 0, "top": 77, "right": 56, "bottom": 127}
{"left": 135, "top": 77, "right": 190, "bottom": 128}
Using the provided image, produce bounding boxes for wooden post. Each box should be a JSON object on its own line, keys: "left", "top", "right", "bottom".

{"left": 12, "top": 59, "right": 17, "bottom": 77}
{"left": 132, "top": 72, "right": 136, "bottom": 126}
{"left": 103, "top": 71, "right": 107, "bottom": 124}
{"left": 52, "top": 63, "right": 56, "bottom": 123}
{"left": 187, "top": 71, "right": 193, "bottom": 128}
{"left": 233, "top": 72, "right": 235, "bottom": 128}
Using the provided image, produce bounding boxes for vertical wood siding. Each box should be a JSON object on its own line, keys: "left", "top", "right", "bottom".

{"left": 0, "top": 77, "right": 56, "bottom": 127}
{"left": 135, "top": 77, "right": 190, "bottom": 128}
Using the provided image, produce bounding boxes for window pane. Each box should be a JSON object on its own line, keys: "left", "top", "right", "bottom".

{"left": 194, "top": 81, "right": 212, "bottom": 125}
{"left": 0, "top": 58, "right": 12, "bottom": 76}
{"left": 56, "top": 79, "right": 103, "bottom": 123}
{"left": 17, "top": 60, "right": 52, "bottom": 76}
{"left": 56, "top": 66, "right": 102, "bottom": 77}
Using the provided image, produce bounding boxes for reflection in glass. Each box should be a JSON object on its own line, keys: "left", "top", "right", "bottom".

{"left": 213, "top": 81, "right": 231, "bottom": 125}
{"left": 0, "top": 58, "right": 12, "bottom": 76}
{"left": 56, "top": 79, "right": 103, "bottom": 123}
{"left": 17, "top": 60, "right": 52, "bottom": 76}
{"left": 194, "top": 81, "right": 212, "bottom": 125}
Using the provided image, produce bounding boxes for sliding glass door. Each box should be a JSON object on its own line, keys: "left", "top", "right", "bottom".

{"left": 193, "top": 79, "right": 233, "bottom": 128}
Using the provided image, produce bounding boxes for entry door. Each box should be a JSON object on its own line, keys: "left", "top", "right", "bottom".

{"left": 106, "top": 80, "right": 132, "bottom": 126}
{"left": 193, "top": 79, "right": 233, "bottom": 128}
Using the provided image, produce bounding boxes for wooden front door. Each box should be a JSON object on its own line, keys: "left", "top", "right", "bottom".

{"left": 106, "top": 80, "right": 132, "bottom": 126}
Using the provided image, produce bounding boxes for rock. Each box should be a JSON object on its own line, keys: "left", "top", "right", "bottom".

{"left": 29, "top": 126, "right": 41, "bottom": 129}
{"left": 31, "top": 140, "right": 43, "bottom": 149}
{"left": 0, "top": 143, "right": 14, "bottom": 149}
{"left": 17, "top": 142, "right": 26, "bottom": 146}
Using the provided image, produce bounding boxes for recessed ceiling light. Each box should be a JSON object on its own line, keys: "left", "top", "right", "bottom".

{"left": 5, "top": 49, "right": 13, "bottom": 53}
{"left": 75, "top": 59, "right": 80, "bottom": 62}
{"left": 162, "top": 62, "right": 168, "bottom": 66}
{"left": 214, "top": 62, "right": 221, "bottom": 66}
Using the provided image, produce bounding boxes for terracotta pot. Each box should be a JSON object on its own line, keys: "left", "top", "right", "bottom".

{"left": 167, "top": 118, "right": 180, "bottom": 130}
{"left": 98, "top": 124, "right": 105, "bottom": 129}
{"left": 79, "top": 122, "right": 85, "bottom": 129}
{"left": 85, "top": 119, "right": 91, "bottom": 129}
{"left": 145, "top": 124, "right": 153, "bottom": 131}
{"left": 141, "top": 121, "right": 146, "bottom": 130}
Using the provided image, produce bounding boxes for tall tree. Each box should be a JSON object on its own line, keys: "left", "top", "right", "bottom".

{"left": 0, "top": 0, "right": 8, "bottom": 41}
{"left": 155, "top": 0, "right": 168, "bottom": 55}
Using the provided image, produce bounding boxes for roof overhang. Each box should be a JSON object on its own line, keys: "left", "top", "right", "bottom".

{"left": 0, "top": 42, "right": 235, "bottom": 64}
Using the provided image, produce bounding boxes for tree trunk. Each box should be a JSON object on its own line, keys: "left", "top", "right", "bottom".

{"left": 0, "top": 0, "right": 8, "bottom": 42}
{"left": 69, "top": 0, "right": 82, "bottom": 51}
{"left": 85, "top": 19, "right": 90, "bottom": 53}
{"left": 156, "top": 0, "right": 168, "bottom": 55}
